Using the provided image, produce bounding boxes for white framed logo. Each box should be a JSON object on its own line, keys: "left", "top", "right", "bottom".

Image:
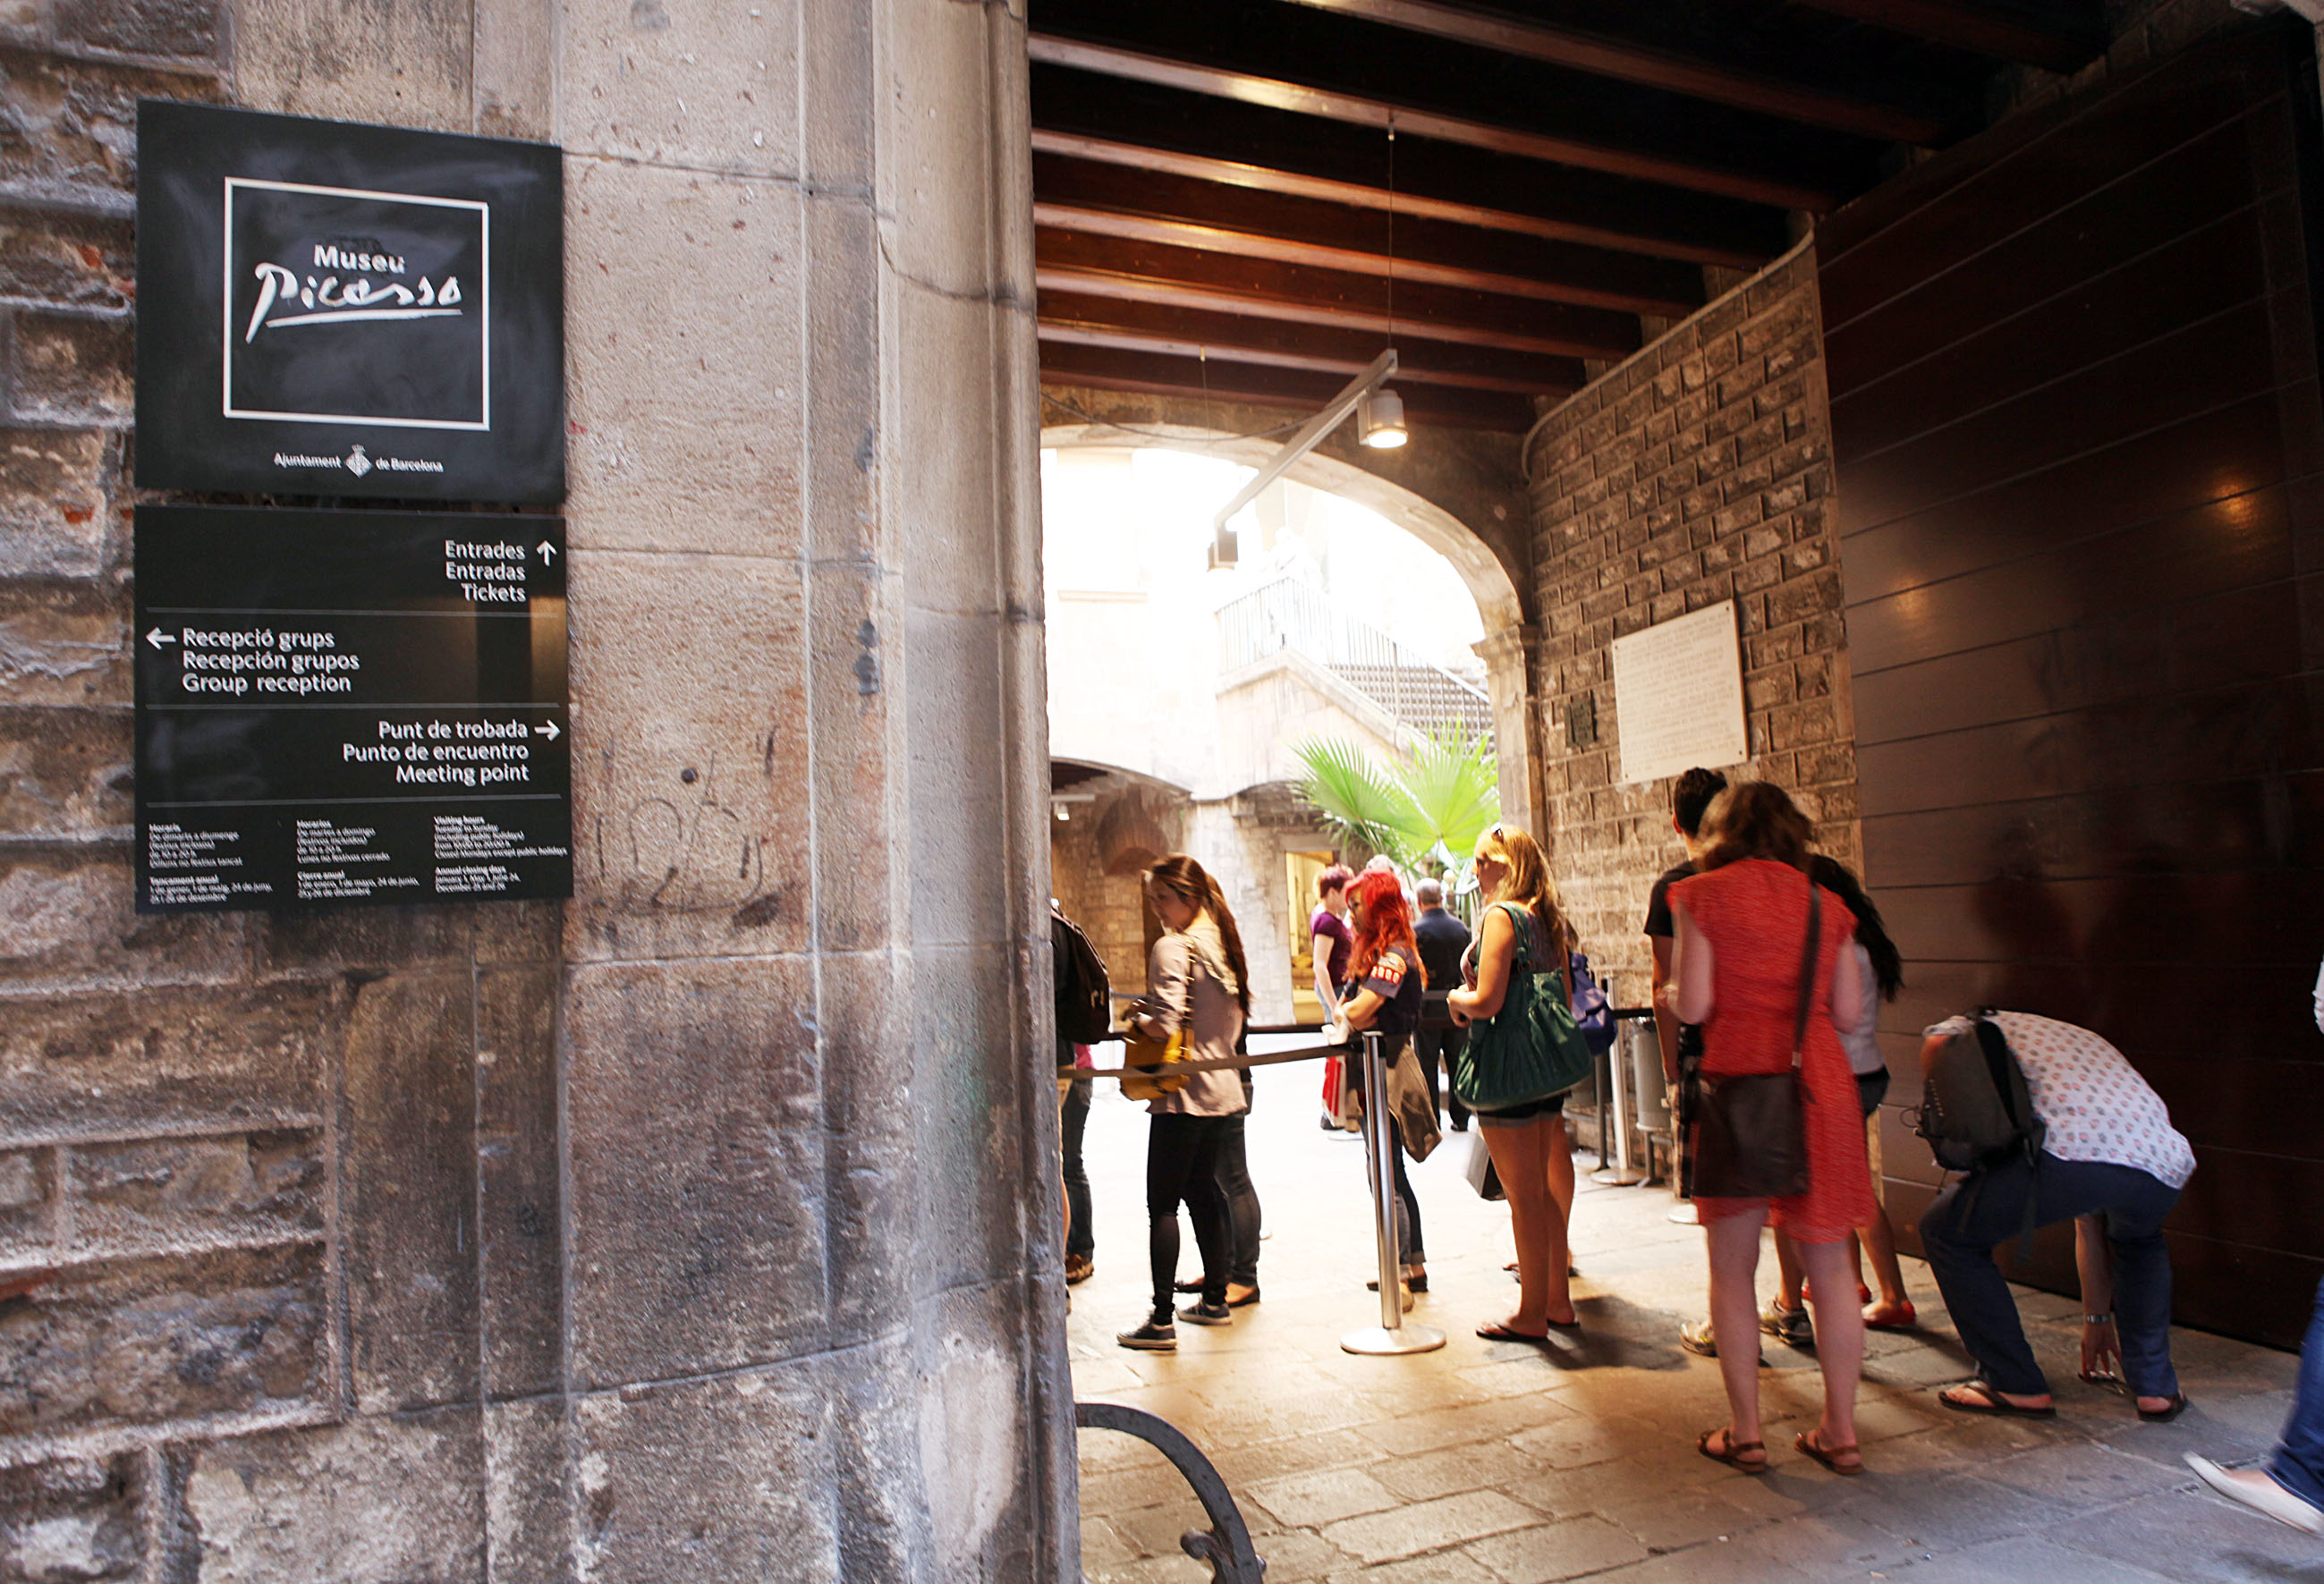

{"left": 220, "top": 178, "right": 491, "bottom": 432}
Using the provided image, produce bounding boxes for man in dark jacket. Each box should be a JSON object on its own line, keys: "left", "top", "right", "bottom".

{"left": 1412, "top": 877, "right": 1472, "bottom": 1131}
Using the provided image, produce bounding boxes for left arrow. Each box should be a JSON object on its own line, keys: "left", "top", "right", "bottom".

{"left": 145, "top": 628, "right": 176, "bottom": 649}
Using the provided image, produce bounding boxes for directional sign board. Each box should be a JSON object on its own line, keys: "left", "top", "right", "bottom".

{"left": 134, "top": 505, "right": 571, "bottom": 912}
{"left": 134, "top": 101, "right": 564, "bottom": 503}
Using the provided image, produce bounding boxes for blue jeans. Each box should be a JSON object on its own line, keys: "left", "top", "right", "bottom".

{"left": 1919, "top": 1152, "right": 2181, "bottom": 1399}
{"left": 2268, "top": 1274, "right": 2324, "bottom": 1507}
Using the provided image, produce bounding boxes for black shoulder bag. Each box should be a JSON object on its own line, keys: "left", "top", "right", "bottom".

{"left": 1682, "top": 881, "right": 1819, "bottom": 1199}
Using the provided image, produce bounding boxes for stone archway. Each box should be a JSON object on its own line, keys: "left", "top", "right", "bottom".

{"left": 1039, "top": 419, "right": 1547, "bottom": 834}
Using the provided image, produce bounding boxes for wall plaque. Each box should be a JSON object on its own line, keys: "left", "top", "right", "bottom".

{"left": 134, "top": 505, "right": 571, "bottom": 912}
{"left": 134, "top": 101, "right": 564, "bottom": 502}
{"left": 1609, "top": 600, "right": 1749, "bottom": 786}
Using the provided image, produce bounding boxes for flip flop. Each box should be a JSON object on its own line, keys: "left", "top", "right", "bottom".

{"left": 1697, "top": 1428, "right": 1768, "bottom": 1474}
{"left": 1476, "top": 1321, "right": 1549, "bottom": 1343}
{"left": 1862, "top": 1300, "right": 1917, "bottom": 1332}
{"left": 1938, "top": 1380, "right": 2057, "bottom": 1419}
{"left": 2137, "top": 1393, "right": 2191, "bottom": 1423}
{"left": 1794, "top": 1430, "right": 1863, "bottom": 1477}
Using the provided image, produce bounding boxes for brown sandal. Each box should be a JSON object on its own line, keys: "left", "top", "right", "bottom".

{"left": 1697, "top": 1427, "right": 1769, "bottom": 1474}
{"left": 1794, "top": 1429, "right": 1863, "bottom": 1477}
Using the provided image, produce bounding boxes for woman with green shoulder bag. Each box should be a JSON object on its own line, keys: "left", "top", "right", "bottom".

{"left": 1447, "top": 825, "right": 1593, "bottom": 1342}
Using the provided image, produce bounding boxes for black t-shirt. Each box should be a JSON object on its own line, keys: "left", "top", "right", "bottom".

{"left": 1642, "top": 860, "right": 1696, "bottom": 939}
{"left": 1355, "top": 944, "right": 1426, "bottom": 1038}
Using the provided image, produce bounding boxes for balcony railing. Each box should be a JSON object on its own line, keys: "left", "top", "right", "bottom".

{"left": 1217, "top": 577, "right": 1492, "bottom": 741}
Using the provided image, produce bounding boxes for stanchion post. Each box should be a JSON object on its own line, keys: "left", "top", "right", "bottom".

{"left": 1342, "top": 1029, "right": 1446, "bottom": 1356}
{"left": 1591, "top": 1012, "right": 1646, "bottom": 1187}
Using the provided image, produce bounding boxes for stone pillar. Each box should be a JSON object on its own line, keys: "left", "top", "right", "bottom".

{"left": 0, "top": 0, "right": 1067, "bottom": 1579}
{"left": 1476, "top": 625, "right": 1548, "bottom": 841}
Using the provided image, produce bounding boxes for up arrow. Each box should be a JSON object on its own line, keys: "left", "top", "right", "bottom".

{"left": 536, "top": 540, "right": 557, "bottom": 563}
{"left": 145, "top": 628, "right": 176, "bottom": 650}
{"left": 538, "top": 720, "right": 561, "bottom": 741}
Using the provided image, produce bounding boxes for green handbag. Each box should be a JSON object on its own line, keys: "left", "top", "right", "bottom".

{"left": 1453, "top": 902, "right": 1596, "bottom": 1111}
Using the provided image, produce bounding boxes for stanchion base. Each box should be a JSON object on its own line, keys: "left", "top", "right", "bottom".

{"left": 1667, "top": 1200, "right": 1701, "bottom": 1225}
{"left": 1590, "top": 1167, "right": 1649, "bottom": 1186}
{"left": 1341, "top": 1324, "right": 1446, "bottom": 1356}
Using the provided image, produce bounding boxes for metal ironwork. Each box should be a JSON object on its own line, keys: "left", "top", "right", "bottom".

{"left": 1074, "top": 1401, "right": 1268, "bottom": 1583}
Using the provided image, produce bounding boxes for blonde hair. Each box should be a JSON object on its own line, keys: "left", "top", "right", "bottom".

{"left": 1477, "top": 824, "right": 1569, "bottom": 954}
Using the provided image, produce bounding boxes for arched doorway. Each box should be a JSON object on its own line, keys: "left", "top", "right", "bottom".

{"left": 1041, "top": 432, "right": 1535, "bottom": 1024}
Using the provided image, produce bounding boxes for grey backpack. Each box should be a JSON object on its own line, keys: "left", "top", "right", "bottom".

{"left": 1914, "top": 1013, "right": 2044, "bottom": 1173}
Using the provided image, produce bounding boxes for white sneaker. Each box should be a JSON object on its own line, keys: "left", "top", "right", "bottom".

{"left": 2186, "top": 1454, "right": 2324, "bottom": 1535}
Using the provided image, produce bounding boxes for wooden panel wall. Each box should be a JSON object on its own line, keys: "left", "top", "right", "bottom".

{"left": 1819, "top": 20, "right": 2324, "bottom": 1349}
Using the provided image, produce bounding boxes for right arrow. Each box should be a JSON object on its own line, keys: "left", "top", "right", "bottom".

{"left": 538, "top": 720, "right": 561, "bottom": 740}
{"left": 145, "top": 628, "right": 176, "bottom": 650}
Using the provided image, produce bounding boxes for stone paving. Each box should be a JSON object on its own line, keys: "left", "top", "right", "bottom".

{"left": 1065, "top": 1044, "right": 2318, "bottom": 1583}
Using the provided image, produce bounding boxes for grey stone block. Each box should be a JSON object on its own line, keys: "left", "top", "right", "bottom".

{"left": 0, "top": 212, "right": 133, "bottom": 316}
{"left": 485, "top": 1397, "right": 568, "bottom": 1580}
{"left": 0, "top": 1144, "right": 54, "bottom": 1247}
{"left": 229, "top": 0, "right": 471, "bottom": 131}
{"left": 54, "top": 0, "right": 220, "bottom": 62}
{"left": 0, "top": 1454, "right": 140, "bottom": 1580}
{"left": 0, "top": 851, "right": 249, "bottom": 992}
{"left": 341, "top": 972, "right": 479, "bottom": 1414}
{"left": 184, "top": 1410, "right": 485, "bottom": 1583}
{"left": 0, "top": 705, "right": 129, "bottom": 837}
{"left": 0, "top": 582, "right": 125, "bottom": 709}
{"left": 573, "top": 1364, "right": 838, "bottom": 1582}
{"left": 0, "top": 982, "right": 332, "bottom": 1144}
{"left": 564, "top": 551, "right": 810, "bottom": 962}
{"left": 0, "top": 1244, "right": 325, "bottom": 1443}
{"left": 563, "top": 162, "right": 806, "bottom": 556}
{"left": 8, "top": 310, "right": 130, "bottom": 425}
{"left": 69, "top": 1130, "right": 323, "bottom": 1251}
{"left": 565, "top": 955, "right": 828, "bottom": 1385}
{"left": 0, "top": 428, "right": 113, "bottom": 579}
{"left": 476, "top": 965, "right": 560, "bottom": 1400}
{"left": 559, "top": 0, "right": 802, "bottom": 176}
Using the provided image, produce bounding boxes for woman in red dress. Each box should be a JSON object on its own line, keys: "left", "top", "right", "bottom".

{"left": 1671, "top": 782, "right": 1873, "bottom": 1477}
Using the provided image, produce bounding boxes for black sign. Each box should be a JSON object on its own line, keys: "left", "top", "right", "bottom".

{"left": 135, "top": 101, "right": 564, "bottom": 503}
{"left": 133, "top": 505, "right": 571, "bottom": 912}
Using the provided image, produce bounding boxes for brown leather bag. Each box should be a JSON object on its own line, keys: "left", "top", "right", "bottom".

{"left": 1683, "top": 881, "right": 1820, "bottom": 1199}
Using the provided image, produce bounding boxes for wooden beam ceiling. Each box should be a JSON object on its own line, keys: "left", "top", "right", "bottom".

{"left": 1785, "top": 0, "right": 2104, "bottom": 72}
{"left": 1033, "top": 153, "right": 1705, "bottom": 317}
{"left": 1277, "top": 0, "right": 1952, "bottom": 143}
{"left": 1037, "top": 290, "right": 1586, "bottom": 394}
{"left": 1039, "top": 341, "right": 1539, "bottom": 430}
{"left": 1028, "top": 65, "right": 1791, "bottom": 267}
{"left": 1029, "top": 0, "right": 2108, "bottom": 435}
{"left": 1036, "top": 228, "right": 1642, "bottom": 360}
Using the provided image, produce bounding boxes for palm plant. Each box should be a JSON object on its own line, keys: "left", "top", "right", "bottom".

{"left": 1292, "top": 724, "right": 1500, "bottom": 886}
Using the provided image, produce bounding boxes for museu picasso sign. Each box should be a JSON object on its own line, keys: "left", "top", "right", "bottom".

{"left": 131, "top": 103, "right": 571, "bottom": 913}
{"left": 134, "top": 100, "right": 564, "bottom": 501}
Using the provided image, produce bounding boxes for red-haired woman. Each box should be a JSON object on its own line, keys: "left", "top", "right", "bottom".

{"left": 1333, "top": 868, "right": 1442, "bottom": 1298}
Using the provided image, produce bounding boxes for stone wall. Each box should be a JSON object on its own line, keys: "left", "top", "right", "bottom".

{"left": 0, "top": 2, "right": 1069, "bottom": 1580}
{"left": 1524, "top": 241, "right": 1859, "bottom": 1001}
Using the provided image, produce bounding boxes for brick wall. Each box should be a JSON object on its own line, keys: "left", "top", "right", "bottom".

{"left": 1524, "top": 241, "right": 1861, "bottom": 1002}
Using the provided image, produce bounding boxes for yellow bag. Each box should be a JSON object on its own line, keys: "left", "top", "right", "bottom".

{"left": 1118, "top": 1025, "right": 1188, "bottom": 1101}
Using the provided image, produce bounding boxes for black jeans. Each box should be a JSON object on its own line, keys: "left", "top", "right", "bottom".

{"left": 1414, "top": 1025, "right": 1469, "bottom": 1129}
{"left": 1147, "top": 1113, "right": 1234, "bottom": 1318}
{"left": 1215, "top": 1112, "right": 1261, "bottom": 1286}
{"left": 1062, "top": 1077, "right": 1093, "bottom": 1262}
{"left": 1920, "top": 1151, "right": 2182, "bottom": 1398}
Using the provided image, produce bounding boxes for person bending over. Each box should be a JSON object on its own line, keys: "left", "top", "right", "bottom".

{"left": 1920, "top": 1011, "right": 2193, "bottom": 1422}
